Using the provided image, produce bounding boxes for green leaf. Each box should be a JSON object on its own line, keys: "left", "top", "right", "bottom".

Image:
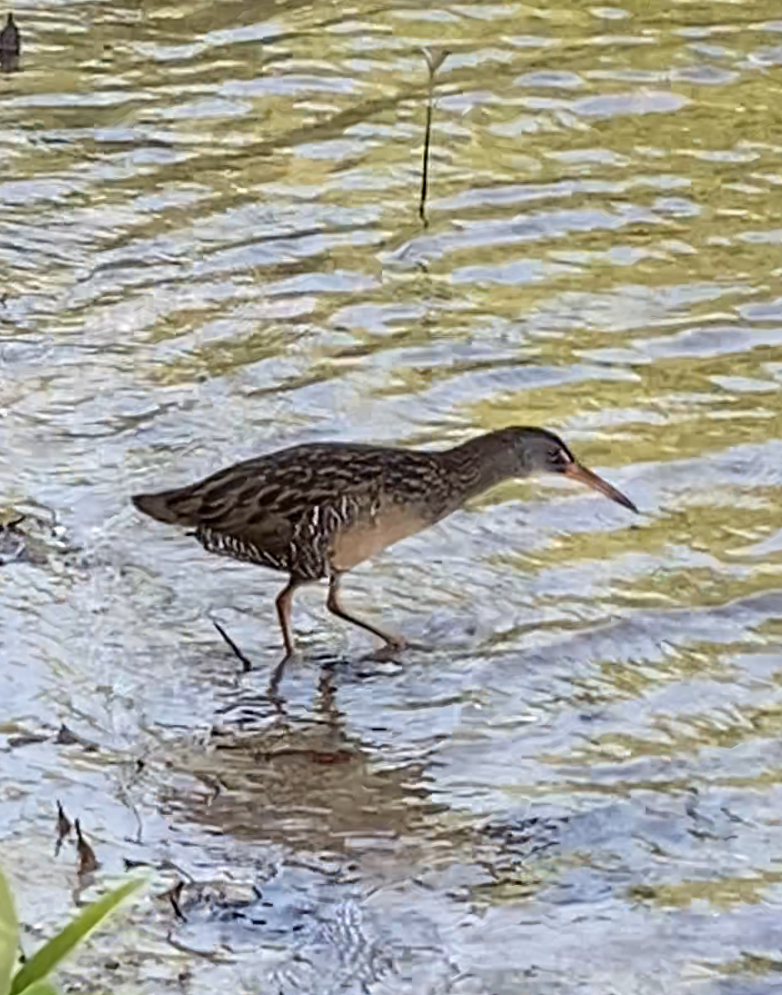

{"left": 9, "top": 877, "right": 143, "bottom": 995}
{"left": 0, "top": 868, "right": 19, "bottom": 995}
{"left": 15, "top": 981, "right": 59, "bottom": 995}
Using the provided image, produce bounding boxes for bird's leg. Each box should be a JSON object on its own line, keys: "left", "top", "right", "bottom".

{"left": 276, "top": 577, "right": 301, "bottom": 658}
{"left": 266, "top": 577, "right": 305, "bottom": 699}
{"left": 212, "top": 575, "right": 302, "bottom": 681}
{"left": 326, "top": 574, "right": 407, "bottom": 655}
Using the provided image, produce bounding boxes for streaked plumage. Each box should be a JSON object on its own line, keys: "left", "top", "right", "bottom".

{"left": 133, "top": 427, "right": 637, "bottom": 667}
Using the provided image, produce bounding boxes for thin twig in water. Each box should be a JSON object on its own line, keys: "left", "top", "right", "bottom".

{"left": 419, "top": 87, "right": 434, "bottom": 224}
{"left": 419, "top": 47, "right": 449, "bottom": 226}
{"left": 157, "top": 879, "right": 188, "bottom": 922}
{"left": 55, "top": 800, "right": 72, "bottom": 856}
{"left": 213, "top": 620, "right": 253, "bottom": 672}
{"left": 165, "top": 933, "right": 235, "bottom": 964}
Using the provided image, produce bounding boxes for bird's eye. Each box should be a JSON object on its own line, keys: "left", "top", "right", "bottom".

{"left": 548, "top": 448, "right": 572, "bottom": 468}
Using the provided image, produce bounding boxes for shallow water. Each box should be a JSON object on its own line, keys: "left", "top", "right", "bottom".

{"left": 3, "top": 0, "right": 782, "bottom": 991}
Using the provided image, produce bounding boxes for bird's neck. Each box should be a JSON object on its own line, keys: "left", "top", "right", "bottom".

{"left": 439, "top": 432, "right": 519, "bottom": 507}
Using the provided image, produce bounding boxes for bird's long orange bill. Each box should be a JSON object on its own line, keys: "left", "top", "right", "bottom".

{"left": 564, "top": 462, "right": 638, "bottom": 513}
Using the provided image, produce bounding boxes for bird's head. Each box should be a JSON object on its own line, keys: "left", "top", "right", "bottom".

{"left": 503, "top": 426, "right": 638, "bottom": 513}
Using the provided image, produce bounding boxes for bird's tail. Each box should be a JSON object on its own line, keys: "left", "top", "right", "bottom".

{"left": 131, "top": 488, "right": 200, "bottom": 526}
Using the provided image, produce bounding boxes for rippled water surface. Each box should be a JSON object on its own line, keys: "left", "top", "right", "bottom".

{"left": 4, "top": 1, "right": 782, "bottom": 991}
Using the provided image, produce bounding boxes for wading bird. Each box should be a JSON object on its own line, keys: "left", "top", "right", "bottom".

{"left": 133, "top": 427, "right": 637, "bottom": 673}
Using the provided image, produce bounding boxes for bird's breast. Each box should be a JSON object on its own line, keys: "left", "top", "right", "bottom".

{"left": 328, "top": 505, "right": 430, "bottom": 572}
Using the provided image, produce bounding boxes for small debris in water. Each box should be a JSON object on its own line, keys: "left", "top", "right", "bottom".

{"left": 3, "top": 722, "right": 101, "bottom": 752}
{"left": 6, "top": 731, "right": 49, "bottom": 748}
{"left": 0, "top": 514, "right": 28, "bottom": 565}
{"left": 0, "top": 510, "right": 81, "bottom": 568}
{"left": 0, "top": 12, "right": 20, "bottom": 71}
{"left": 74, "top": 818, "right": 99, "bottom": 875}
{"left": 124, "top": 857, "right": 151, "bottom": 871}
{"left": 56, "top": 724, "right": 80, "bottom": 745}
{"left": 56, "top": 723, "right": 99, "bottom": 751}
{"left": 55, "top": 799, "right": 72, "bottom": 855}
{"left": 157, "top": 879, "right": 188, "bottom": 922}
{"left": 165, "top": 933, "right": 235, "bottom": 964}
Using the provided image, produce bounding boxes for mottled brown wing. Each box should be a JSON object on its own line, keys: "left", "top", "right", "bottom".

{"left": 132, "top": 441, "right": 455, "bottom": 578}
{"left": 134, "top": 458, "right": 302, "bottom": 570}
{"left": 133, "top": 444, "right": 387, "bottom": 578}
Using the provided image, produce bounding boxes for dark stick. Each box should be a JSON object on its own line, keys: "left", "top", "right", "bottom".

{"left": 212, "top": 620, "right": 253, "bottom": 672}
{"left": 418, "top": 48, "right": 449, "bottom": 227}
{"left": 419, "top": 88, "right": 434, "bottom": 225}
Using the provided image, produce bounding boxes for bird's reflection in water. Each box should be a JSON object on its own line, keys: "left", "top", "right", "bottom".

{"left": 154, "top": 659, "right": 567, "bottom": 979}
{"left": 160, "top": 665, "right": 445, "bottom": 859}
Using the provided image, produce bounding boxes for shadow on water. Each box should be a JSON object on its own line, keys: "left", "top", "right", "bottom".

{"left": 145, "top": 666, "right": 571, "bottom": 993}
{"left": 162, "top": 668, "right": 441, "bottom": 854}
